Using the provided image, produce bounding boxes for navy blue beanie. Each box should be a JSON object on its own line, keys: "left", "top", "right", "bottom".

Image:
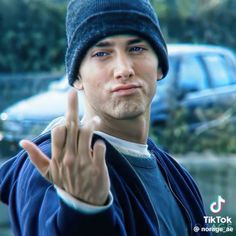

{"left": 66, "top": 0, "right": 169, "bottom": 86}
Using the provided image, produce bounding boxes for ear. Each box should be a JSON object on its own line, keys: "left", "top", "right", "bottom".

{"left": 73, "top": 78, "right": 84, "bottom": 90}
{"left": 157, "top": 68, "right": 163, "bottom": 81}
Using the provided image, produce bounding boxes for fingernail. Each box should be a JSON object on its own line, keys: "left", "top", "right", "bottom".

{"left": 19, "top": 140, "right": 27, "bottom": 148}
{"left": 19, "top": 140, "right": 24, "bottom": 148}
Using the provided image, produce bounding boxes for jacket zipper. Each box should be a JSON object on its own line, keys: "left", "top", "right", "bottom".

{"left": 120, "top": 155, "right": 161, "bottom": 235}
{"left": 153, "top": 151, "right": 193, "bottom": 236}
{"left": 165, "top": 172, "right": 193, "bottom": 235}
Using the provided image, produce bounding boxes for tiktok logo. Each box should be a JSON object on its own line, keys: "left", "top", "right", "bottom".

{"left": 210, "top": 195, "right": 226, "bottom": 214}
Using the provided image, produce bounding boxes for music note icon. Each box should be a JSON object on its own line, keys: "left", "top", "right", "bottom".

{"left": 210, "top": 195, "right": 226, "bottom": 214}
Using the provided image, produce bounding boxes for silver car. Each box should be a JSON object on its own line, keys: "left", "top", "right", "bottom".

{"left": 151, "top": 44, "right": 236, "bottom": 130}
{"left": 0, "top": 76, "right": 84, "bottom": 142}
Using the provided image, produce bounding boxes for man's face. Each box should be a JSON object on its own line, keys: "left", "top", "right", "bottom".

{"left": 76, "top": 35, "right": 162, "bottom": 120}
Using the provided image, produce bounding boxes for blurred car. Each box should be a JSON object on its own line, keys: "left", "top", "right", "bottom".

{"left": 151, "top": 44, "right": 236, "bottom": 131}
{"left": 0, "top": 76, "right": 85, "bottom": 142}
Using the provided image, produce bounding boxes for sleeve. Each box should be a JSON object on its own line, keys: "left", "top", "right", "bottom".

{"left": 0, "top": 138, "right": 127, "bottom": 236}
{"left": 55, "top": 186, "right": 113, "bottom": 214}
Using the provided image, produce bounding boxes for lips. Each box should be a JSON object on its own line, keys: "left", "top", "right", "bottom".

{"left": 110, "top": 83, "right": 142, "bottom": 96}
{"left": 111, "top": 84, "right": 141, "bottom": 92}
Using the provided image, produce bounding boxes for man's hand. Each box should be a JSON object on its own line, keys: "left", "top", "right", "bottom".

{"left": 20, "top": 89, "right": 110, "bottom": 206}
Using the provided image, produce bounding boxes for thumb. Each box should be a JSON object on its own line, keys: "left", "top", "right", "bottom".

{"left": 20, "top": 140, "right": 50, "bottom": 176}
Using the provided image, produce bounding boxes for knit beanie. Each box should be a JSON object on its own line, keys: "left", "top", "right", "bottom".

{"left": 66, "top": 0, "right": 169, "bottom": 86}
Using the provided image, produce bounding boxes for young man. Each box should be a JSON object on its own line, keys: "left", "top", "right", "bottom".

{"left": 0, "top": 0, "right": 210, "bottom": 235}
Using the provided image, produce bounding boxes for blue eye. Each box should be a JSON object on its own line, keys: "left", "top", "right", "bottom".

{"left": 130, "top": 47, "right": 145, "bottom": 52}
{"left": 94, "top": 52, "right": 109, "bottom": 57}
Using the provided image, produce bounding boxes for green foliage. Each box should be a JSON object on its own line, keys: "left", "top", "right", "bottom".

{"left": 155, "top": 0, "right": 236, "bottom": 50}
{"left": 0, "top": 0, "right": 235, "bottom": 73}
{"left": 0, "top": 0, "right": 67, "bottom": 72}
{"left": 150, "top": 104, "right": 236, "bottom": 154}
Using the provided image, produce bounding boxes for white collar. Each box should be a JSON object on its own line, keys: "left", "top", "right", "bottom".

{"left": 95, "top": 131, "right": 151, "bottom": 158}
{"left": 42, "top": 117, "right": 150, "bottom": 158}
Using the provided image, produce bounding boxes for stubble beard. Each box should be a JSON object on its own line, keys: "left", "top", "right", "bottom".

{"left": 107, "top": 98, "right": 146, "bottom": 120}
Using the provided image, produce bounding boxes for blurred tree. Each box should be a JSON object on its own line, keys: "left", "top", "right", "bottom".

{"left": 0, "top": 0, "right": 67, "bottom": 73}
{"left": 0, "top": 0, "right": 235, "bottom": 73}
{"left": 151, "top": 104, "right": 236, "bottom": 154}
{"left": 172, "top": 0, "right": 223, "bottom": 18}
{"left": 152, "top": 0, "right": 236, "bottom": 50}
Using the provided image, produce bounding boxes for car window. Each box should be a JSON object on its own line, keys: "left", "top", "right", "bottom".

{"left": 178, "top": 56, "right": 208, "bottom": 91}
{"left": 203, "top": 54, "right": 234, "bottom": 87}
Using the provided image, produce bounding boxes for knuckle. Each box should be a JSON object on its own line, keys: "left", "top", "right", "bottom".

{"left": 63, "top": 154, "right": 74, "bottom": 167}
{"left": 78, "top": 160, "right": 86, "bottom": 170}
{"left": 66, "top": 120, "right": 77, "bottom": 128}
{"left": 52, "top": 125, "right": 66, "bottom": 137}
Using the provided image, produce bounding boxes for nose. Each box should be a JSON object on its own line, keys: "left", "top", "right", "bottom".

{"left": 113, "top": 53, "right": 135, "bottom": 80}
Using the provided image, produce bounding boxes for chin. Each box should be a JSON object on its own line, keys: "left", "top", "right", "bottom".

{"left": 104, "top": 100, "right": 148, "bottom": 120}
{"left": 111, "top": 108, "right": 145, "bottom": 120}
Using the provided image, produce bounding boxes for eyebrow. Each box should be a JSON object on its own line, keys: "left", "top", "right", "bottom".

{"left": 94, "top": 38, "right": 144, "bottom": 48}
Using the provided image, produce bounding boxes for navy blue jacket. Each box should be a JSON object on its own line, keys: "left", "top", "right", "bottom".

{"left": 0, "top": 132, "right": 210, "bottom": 235}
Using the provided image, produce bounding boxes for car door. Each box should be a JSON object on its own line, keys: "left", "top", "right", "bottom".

{"left": 202, "top": 53, "right": 236, "bottom": 125}
{"left": 176, "top": 54, "right": 216, "bottom": 129}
